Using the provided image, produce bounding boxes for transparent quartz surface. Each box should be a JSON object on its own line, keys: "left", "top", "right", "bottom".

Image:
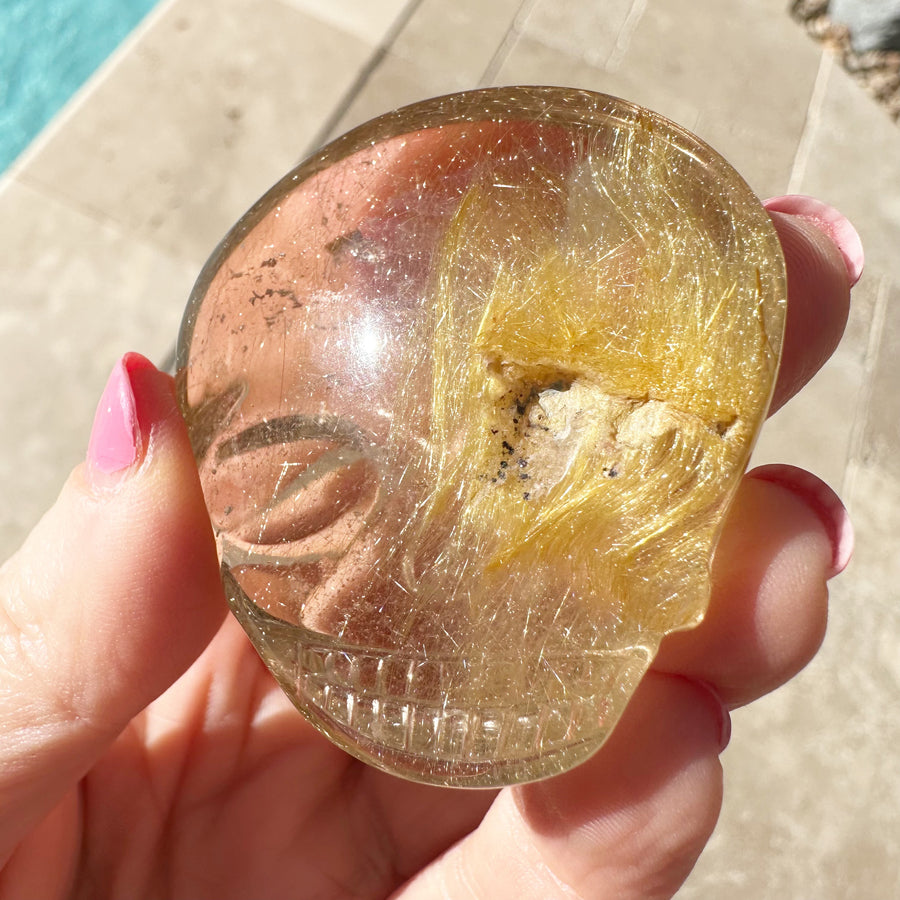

{"left": 176, "top": 87, "right": 787, "bottom": 787}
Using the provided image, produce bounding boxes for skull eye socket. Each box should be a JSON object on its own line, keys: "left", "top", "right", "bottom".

{"left": 202, "top": 415, "right": 381, "bottom": 567}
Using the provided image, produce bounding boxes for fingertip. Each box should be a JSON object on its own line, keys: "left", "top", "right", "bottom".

{"left": 50, "top": 353, "right": 225, "bottom": 723}
{"left": 0, "top": 352, "right": 224, "bottom": 858}
{"left": 508, "top": 674, "right": 724, "bottom": 897}
{"left": 15, "top": 349, "right": 224, "bottom": 725}
{"left": 765, "top": 195, "right": 864, "bottom": 287}
{"left": 82, "top": 357, "right": 226, "bottom": 710}
{"left": 86, "top": 353, "right": 153, "bottom": 484}
{"left": 85, "top": 353, "right": 183, "bottom": 491}
{"left": 747, "top": 464, "right": 853, "bottom": 579}
{"left": 655, "top": 471, "right": 834, "bottom": 707}
{"left": 763, "top": 202, "right": 854, "bottom": 413}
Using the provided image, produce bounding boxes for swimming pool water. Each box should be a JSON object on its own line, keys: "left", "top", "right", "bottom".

{"left": 0, "top": 0, "right": 159, "bottom": 172}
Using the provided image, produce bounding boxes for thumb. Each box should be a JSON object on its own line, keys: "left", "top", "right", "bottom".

{"left": 0, "top": 353, "right": 225, "bottom": 856}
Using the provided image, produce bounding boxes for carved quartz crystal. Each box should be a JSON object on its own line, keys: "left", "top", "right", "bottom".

{"left": 176, "top": 87, "right": 787, "bottom": 786}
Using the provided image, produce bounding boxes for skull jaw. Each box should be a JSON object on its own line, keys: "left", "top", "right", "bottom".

{"left": 224, "top": 566, "right": 654, "bottom": 787}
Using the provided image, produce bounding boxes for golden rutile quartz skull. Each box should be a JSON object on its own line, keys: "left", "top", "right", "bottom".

{"left": 176, "top": 87, "right": 786, "bottom": 786}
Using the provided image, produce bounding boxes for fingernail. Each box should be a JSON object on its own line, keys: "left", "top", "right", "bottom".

{"left": 764, "top": 195, "right": 864, "bottom": 287}
{"left": 748, "top": 464, "right": 854, "bottom": 578}
{"left": 696, "top": 681, "right": 731, "bottom": 752}
{"left": 87, "top": 353, "right": 154, "bottom": 481}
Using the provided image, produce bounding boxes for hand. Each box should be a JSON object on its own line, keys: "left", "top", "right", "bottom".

{"left": 0, "top": 195, "right": 861, "bottom": 899}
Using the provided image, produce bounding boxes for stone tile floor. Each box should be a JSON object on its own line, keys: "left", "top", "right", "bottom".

{"left": 1, "top": 0, "right": 898, "bottom": 894}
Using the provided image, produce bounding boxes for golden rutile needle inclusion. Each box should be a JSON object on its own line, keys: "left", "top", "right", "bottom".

{"left": 176, "top": 87, "right": 786, "bottom": 787}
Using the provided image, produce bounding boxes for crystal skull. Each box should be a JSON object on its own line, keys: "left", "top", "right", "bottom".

{"left": 176, "top": 87, "right": 786, "bottom": 787}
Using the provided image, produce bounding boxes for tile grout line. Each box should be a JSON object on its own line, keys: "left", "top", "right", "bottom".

{"left": 841, "top": 274, "right": 891, "bottom": 502}
{"left": 605, "top": 0, "right": 648, "bottom": 73}
{"left": 787, "top": 49, "right": 833, "bottom": 195}
{"left": 479, "top": 0, "right": 541, "bottom": 87}
{"left": 300, "top": 0, "right": 427, "bottom": 157}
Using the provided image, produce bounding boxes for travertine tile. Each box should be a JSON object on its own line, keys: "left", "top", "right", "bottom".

{"left": 323, "top": 51, "right": 464, "bottom": 140}
{"left": 489, "top": 35, "right": 702, "bottom": 139}
{"left": 20, "top": 0, "right": 374, "bottom": 265}
{"left": 518, "top": 0, "right": 639, "bottom": 71}
{"left": 750, "top": 344, "right": 865, "bottom": 488}
{"left": 857, "top": 278, "right": 900, "bottom": 484}
{"left": 391, "top": 0, "right": 521, "bottom": 84}
{"left": 0, "top": 178, "right": 197, "bottom": 556}
{"left": 494, "top": 0, "right": 820, "bottom": 198}
{"left": 618, "top": 0, "right": 822, "bottom": 197}
{"left": 750, "top": 271, "right": 878, "bottom": 486}
{"left": 788, "top": 57, "right": 900, "bottom": 279}
{"left": 325, "top": 0, "right": 523, "bottom": 140}
{"left": 277, "top": 0, "right": 410, "bottom": 43}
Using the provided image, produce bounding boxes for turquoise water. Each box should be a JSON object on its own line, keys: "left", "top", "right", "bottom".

{"left": 0, "top": 0, "right": 159, "bottom": 172}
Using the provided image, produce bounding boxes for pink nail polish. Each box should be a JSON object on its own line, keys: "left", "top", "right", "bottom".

{"left": 764, "top": 195, "right": 865, "bottom": 287}
{"left": 87, "top": 353, "right": 152, "bottom": 478}
{"left": 748, "top": 464, "right": 854, "bottom": 578}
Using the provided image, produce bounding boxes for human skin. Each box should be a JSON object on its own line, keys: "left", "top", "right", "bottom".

{"left": 0, "top": 195, "right": 861, "bottom": 899}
